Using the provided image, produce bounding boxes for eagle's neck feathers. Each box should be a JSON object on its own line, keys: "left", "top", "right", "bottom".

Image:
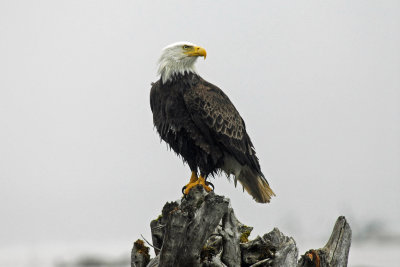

{"left": 157, "top": 48, "right": 198, "bottom": 83}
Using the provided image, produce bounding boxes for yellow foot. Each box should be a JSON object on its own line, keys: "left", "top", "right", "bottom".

{"left": 182, "top": 171, "right": 198, "bottom": 195}
{"left": 183, "top": 174, "right": 212, "bottom": 195}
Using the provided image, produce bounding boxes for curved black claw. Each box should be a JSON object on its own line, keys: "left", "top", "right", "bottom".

{"left": 205, "top": 181, "right": 215, "bottom": 191}
{"left": 182, "top": 186, "right": 187, "bottom": 195}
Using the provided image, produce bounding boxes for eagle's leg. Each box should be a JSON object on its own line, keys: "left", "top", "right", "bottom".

{"left": 187, "top": 171, "right": 198, "bottom": 185}
{"left": 197, "top": 176, "right": 213, "bottom": 192}
{"left": 183, "top": 173, "right": 212, "bottom": 195}
{"left": 182, "top": 171, "right": 198, "bottom": 194}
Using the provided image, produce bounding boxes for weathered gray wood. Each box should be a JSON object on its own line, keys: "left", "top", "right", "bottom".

{"left": 135, "top": 188, "right": 352, "bottom": 267}
{"left": 150, "top": 201, "right": 179, "bottom": 256}
{"left": 240, "top": 228, "right": 298, "bottom": 267}
{"left": 298, "top": 216, "right": 352, "bottom": 267}
{"left": 264, "top": 228, "right": 298, "bottom": 267}
{"left": 157, "top": 186, "right": 230, "bottom": 267}
{"left": 323, "top": 216, "right": 352, "bottom": 267}
{"left": 146, "top": 255, "right": 159, "bottom": 267}
{"left": 131, "top": 239, "right": 150, "bottom": 267}
{"left": 219, "top": 206, "right": 242, "bottom": 266}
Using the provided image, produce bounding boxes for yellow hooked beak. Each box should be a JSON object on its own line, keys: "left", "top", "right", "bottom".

{"left": 185, "top": 46, "right": 207, "bottom": 59}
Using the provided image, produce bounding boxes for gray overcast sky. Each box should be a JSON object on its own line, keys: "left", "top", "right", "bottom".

{"left": 0, "top": 0, "right": 399, "bottom": 264}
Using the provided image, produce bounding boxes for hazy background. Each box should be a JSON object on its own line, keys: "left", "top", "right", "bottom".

{"left": 1, "top": 1, "right": 399, "bottom": 266}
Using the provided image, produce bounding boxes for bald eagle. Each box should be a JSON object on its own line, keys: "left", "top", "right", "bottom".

{"left": 150, "top": 42, "right": 275, "bottom": 203}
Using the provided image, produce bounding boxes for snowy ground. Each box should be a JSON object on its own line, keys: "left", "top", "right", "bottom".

{"left": 0, "top": 240, "right": 399, "bottom": 267}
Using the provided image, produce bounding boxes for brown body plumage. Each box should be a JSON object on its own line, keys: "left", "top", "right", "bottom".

{"left": 150, "top": 42, "right": 275, "bottom": 203}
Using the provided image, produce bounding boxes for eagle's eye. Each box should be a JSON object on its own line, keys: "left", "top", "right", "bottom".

{"left": 183, "top": 45, "right": 190, "bottom": 49}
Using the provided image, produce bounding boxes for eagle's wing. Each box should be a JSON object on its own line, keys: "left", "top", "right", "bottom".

{"left": 183, "top": 78, "right": 262, "bottom": 175}
{"left": 183, "top": 78, "right": 275, "bottom": 203}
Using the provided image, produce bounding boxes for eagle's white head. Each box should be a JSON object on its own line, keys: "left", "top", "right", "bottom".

{"left": 157, "top": 41, "right": 207, "bottom": 83}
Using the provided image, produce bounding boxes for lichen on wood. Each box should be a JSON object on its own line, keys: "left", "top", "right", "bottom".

{"left": 131, "top": 239, "right": 150, "bottom": 267}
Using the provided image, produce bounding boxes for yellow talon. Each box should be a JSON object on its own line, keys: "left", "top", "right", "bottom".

{"left": 184, "top": 174, "right": 212, "bottom": 195}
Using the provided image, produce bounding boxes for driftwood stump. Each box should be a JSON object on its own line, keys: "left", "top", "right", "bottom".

{"left": 298, "top": 216, "right": 352, "bottom": 267}
{"left": 131, "top": 186, "right": 352, "bottom": 267}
